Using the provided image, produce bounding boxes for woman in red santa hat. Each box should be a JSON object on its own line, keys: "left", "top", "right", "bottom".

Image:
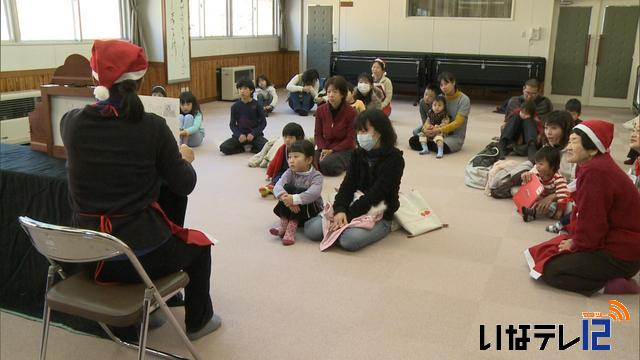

{"left": 61, "top": 40, "right": 221, "bottom": 340}
{"left": 524, "top": 120, "right": 640, "bottom": 296}
{"left": 628, "top": 118, "right": 640, "bottom": 191}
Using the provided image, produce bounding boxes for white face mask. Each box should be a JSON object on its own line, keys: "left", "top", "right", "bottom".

{"left": 357, "top": 133, "right": 376, "bottom": 151}
{"left": 357, "top": 82, "right": 371, "bottom": 94}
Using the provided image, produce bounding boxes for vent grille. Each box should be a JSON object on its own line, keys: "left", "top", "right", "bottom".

{"left": 0, "top": 97, "right": 40, "bottom": 121}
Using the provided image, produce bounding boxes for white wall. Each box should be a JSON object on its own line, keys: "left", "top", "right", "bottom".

{"left": 0, "top": 42, "right": 92, "bottom": 72}
{"left": 300, "top": 0, "right": 556, "bottom": 71}
{"left": 191, "top": 37, "right": 279, "bottom": 57}
{"left": 339, "top": 0, "right": 555, "bottom": 56}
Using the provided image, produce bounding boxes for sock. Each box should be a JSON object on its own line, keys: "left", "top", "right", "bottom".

{"left": 545, "top": 221, "right": 563, "bottom": 234}
{"left": 282, "top": 219, "right": 298, "bottom": 245}
{"left": 604, "top": 278, "right": 640, "bottom": 294}
{"left": 259, "top": 184, "right": 274, "bottom": 197}
{"left": 436, "top": 144, "right": 444, "bottom": 158}
{"left": 187, "top": 314, "right": 222, "bottom": 341}
{"left": 269, "top": 217, "right": 288, "bottom": 237}
{"left": 419, "top": 143, "right": 429, "bottom": 155}
{"left": 522, "top": 207, "right": 536, "bottom": 222}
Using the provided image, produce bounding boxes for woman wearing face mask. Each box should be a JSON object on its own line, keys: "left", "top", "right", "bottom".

{"left": 371, "top": 58, "right": 393, "bottom": 116}
{"left": 314, "top": 76, "right": 358, "bottom": 176}
{"left": 304, "top": 109, "right": 405, "bottom": 251}
{"left": 353, "top": 73, "right": 382, "bottom": 110}
{"left": 525, "top": 120, "right": 640, "bottom": 295}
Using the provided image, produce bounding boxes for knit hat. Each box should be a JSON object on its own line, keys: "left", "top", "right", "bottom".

{"left": 90, "top": 40, "right": 148, "bottom": 101}
{"left": 574, "top": 119, "right": 614, "bottom": 153}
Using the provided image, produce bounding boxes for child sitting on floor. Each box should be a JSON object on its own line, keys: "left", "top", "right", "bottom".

{"left": 419, "top": 94, "right": 450, "bottom": 158}
{"left": 254, "top": 74, "right": 278, "bottom": 116}
{"left": 521, "top": 146, "right": 569, "bottom": 222}
{"left": 270, "top": 140, "right": 324, "bottom": 245}
{"left": 219, "top": 79, "right": 268, "bottom": 155}
{"left": 259, "top": 122, "right": 306, "bottom": 197}
{"left": 413, "top": 83, "right": 440, "bottom": 136}
{"left": 178, "top": 91, "right": 205, "bottom": 147}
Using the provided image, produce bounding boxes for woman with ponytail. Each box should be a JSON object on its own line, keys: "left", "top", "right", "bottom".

{"left": 60, "top": 40, "right": 222, "bottom": 340}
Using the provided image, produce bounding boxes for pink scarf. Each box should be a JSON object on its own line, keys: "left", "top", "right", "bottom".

{"left": 319, "top": 203, "right": 383, "bottom": 251}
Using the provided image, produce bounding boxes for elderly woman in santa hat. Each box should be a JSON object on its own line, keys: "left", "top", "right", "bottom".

{"left": 61, "top": 40, "right": 221, "bottom": 340}
{"left": 524, "top": 120, "right": 640, "bottom": 296}
{"left": 629, "top": 118, "right": 640, "bottom": 191}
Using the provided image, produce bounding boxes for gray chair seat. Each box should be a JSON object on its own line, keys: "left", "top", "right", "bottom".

{"left": 47, "top": 271, "right": 189, "bottom": 327}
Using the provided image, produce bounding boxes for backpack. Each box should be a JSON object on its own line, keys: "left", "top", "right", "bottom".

{"left": 464, "top": 142, "right": 500, "bottom": 189}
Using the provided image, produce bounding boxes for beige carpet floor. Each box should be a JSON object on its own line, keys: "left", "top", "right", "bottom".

{"left": 2, "top": 91, "right": 639, "bottom": 359}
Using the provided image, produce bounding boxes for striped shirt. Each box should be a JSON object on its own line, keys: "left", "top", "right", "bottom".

{"left": 531, "top": 168, "right": 570, "bottom": 210}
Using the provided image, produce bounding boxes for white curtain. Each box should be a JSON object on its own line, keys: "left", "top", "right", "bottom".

{"left": 279, "top": 0, "right": 287, "bottom": 50}
{"left": 127, "top": 0, "right": 147, "bottom": 51}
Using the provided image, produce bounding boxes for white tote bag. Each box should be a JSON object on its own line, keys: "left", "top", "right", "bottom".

{"left": 394, "top": 189, "right": 445, "bottom": 237}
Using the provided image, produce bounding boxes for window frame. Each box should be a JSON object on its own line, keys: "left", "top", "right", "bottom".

{"left": 1, "top": 0, "right": 128, "bottom": 44}
{"left": 405, "top": 0, "right": 515, "bottom": 21}
{"left": 190, "top": 0, "right": 279, "bottom": 40}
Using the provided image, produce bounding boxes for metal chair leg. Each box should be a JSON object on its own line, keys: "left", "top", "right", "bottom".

{"left": 153, "top": 292, "right": 202, "bottom": 360}
{"left": 40, "top": 265, "right": 58, "bottom": 360}
{"left": 137, "top": 288, "right": 154, "bottom": 360}
{"left": 98, "top": 323, "right": 188, "bottom": 360}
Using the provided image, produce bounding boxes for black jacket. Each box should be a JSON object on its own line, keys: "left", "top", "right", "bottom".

{"left": 333, "top": 147, "right": 404, "bottom": 221}
{"left": 61, "top": 106, "right": 196, "bottom": 251}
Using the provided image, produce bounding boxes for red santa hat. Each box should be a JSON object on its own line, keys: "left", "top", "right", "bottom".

{"left": 90, "top": 40, "right": 148, "bottom": 101}
{"left": 574, "top": 119, "right": 614, "bottom": 153}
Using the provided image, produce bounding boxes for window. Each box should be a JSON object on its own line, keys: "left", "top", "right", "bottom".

{"left": 256, "top": 0, "right": 273, "bottom": 36}
{"left": 1, "top": 0, "right": 11, "bottom": 40}
{"left": 204, "top": 0, "right": 227, "bottom": 36}
{"left": 190, "top": 0, "right": 277, "bottom": 38}
{"left": 5, "top": 0, "right": 123, "bottom": 41}
{"left": 78, "top": 0, "right": 122, "bottom": 40}
{"left": 232, "top": 0, "right": 253, "bottom": 36}
{"left": 407, "top": 0, "right": 513, "bottom": 19}
{"left": 189, "top": 0, "right": 202, "bottom": 37}
{"left": 16, "top": 0, "right": 76, "bottom": 41}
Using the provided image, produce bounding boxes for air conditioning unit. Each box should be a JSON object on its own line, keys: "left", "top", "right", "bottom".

{"left": 0, "top": 90, "right": 41, "bottom": 144}
{"left": 217, "top": 65, "right": 256, "bottom": 101}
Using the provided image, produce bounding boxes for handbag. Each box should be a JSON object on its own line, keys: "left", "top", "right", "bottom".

{"left": 464, "top": 142, "right": 500, "bottom": 189}
{"left": 394, "top": 189, "right": 445, "bottom": 237}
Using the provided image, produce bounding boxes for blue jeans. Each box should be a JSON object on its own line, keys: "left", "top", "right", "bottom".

{"left": 179, "top": 114, "right": 204, "bottom": 147}
{"left": 288, "top": 92, "right": 314, "bottom": 113}
{"left": 257, "top": 93, "right": 274, "bottom": 108}
{"left": 303, "top": 215, "right": 392, "bottom": 251}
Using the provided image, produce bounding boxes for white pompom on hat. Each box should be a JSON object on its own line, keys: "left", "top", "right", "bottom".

{"left": 90, "top": 40, "right": 148, "bottom": 101}
{"left": 574, "top": 119, "right": 614, "bottom": 153}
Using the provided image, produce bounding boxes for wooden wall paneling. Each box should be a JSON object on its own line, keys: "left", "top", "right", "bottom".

{"left": 0, "top": 69, "right": 55, "bottom": 93}
{"left": 2, "top": 51, "right": 300, "bottom": 103}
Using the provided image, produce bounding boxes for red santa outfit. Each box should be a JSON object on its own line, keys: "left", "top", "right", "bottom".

{"left": 525, "top": 120, "right": 640, "bottom": 295}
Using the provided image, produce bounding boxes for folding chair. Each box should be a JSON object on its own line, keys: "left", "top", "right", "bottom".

{"left": 18, "top": 216, "right": 202, "bottom": 360}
